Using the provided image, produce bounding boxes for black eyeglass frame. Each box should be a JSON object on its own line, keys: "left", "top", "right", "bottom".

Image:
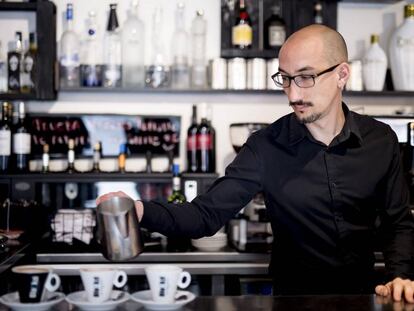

{"left": 271, "top": 63, "right": 341, "bottom": 88}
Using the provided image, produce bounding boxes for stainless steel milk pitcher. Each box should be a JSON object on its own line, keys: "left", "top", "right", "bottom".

{"left": 96, "top": 196, "right": 144, "bottom": 261}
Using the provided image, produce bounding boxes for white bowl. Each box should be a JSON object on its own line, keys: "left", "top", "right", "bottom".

{"left": 29, "top": 159, "right": 42, "bottom": 172}
{"left": 125, "top": 157, "right": 146, "bottom": 172}
{"left": 74, "top": 158, "right": 93, "bottom": 172}
{"left": 49, "top": 159, "right": 68, "bottom": 172}
{"left": 99, "top": 158, "right": 119, "bottom": 172}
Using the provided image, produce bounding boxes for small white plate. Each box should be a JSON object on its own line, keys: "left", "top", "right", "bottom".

{"left": 65, "top": 290, "right": 129, "bottom": 311}
{"left": 0, "top": 292, "right": 65, "bottom": 311}
{"left": 130, "top": 290, "right": 195, "bottom": 311}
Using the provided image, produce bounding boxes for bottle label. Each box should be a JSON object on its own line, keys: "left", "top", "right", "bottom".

{"left": 187, "top": 135, "right": 197, "bottom": 151}
{"left": 0, "top": 130, "right": 11, "bottom": 155}
{"left": 13, "top": 133, "right": 31, "bottom": 154}
{"left": 269, "top": 25, "right": 286, "bottom": 46}
{"left": 232, "top": 24, "right": 253, "bottom": 46}
{"left": 197, "top": 133, "right": 212, "bottom": 150}
{"left": 8, "top": 55, "right": 19, "bottom": 72}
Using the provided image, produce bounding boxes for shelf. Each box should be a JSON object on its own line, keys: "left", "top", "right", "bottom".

{"left": 220, "top": 49, "right": 280, "bottom": 59}
{"left": 0, "top": 2, "right": 37, "bottom": 11}
{"left": 0, "top": 92, "right": 37, "bottom": 100}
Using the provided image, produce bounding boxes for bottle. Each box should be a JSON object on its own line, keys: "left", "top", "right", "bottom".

{"left": 0, "top": 41, "right": 7, "bottom": 93}
{"left": 314, "top": 1, "right": 323, "bottom": 24}
{"left": 232, "top": 0, "right": 253, "bottom": 49}
{"left": 93, "top": 141, "right": 101, "bottom": 172}
{"left": 12, "top": 102, "right": 31, "bottom": 172}
{"left": 171, "top": 2, "right": 190, "bottom": 89}
{"left": 0, "top": 102, "right": 11, "bottom": 172}
{"left": 59, "top": 3, "right": 80, "bottom": 88}
{"left": 362, "top": 34, "right": 387, "bottom": 91}
{"left": 67, "top": 138, "right": 75, "bottom": 173}
{"left": 21, "top": 32, "right": 37, "bottom": 93}
{"left": 145, "top": 150, "right": 152, "bottom": 173}
{"left": 42, "top": 143, "right": 49, "bottom": 173}
{"left": 122, "top": 0, "right": 145, "bottom": 88}
{"left": 8, "top": 31, "right": 23, "bottom": 93}
{"left": 103, "top": 4, "right": 122, "bottom": 88}
{"left": 80, "top": 11, "right": 103, "bottom": 87}
{"left": 197, "top": 103, "right": 215, "bottom": 173}
{"left": 168, "top": 164, "right": 186, "bottom": 204}
{"left": 389, "top": 4, "right": 414, "bottom": 91}
{"left": 191, "top": 10, "right": 207, "bottom": 88}
{"left": 264, "top": 2, "right": 286, "bottom": 49}
{"left": 187, "top": 105, "right": 198, "bottom": 172}
{"left": 118, "top": 143, "right": 127, "bottom": 173}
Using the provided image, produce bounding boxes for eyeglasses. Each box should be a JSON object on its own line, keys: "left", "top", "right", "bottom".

{"left": 271, "top": 64, "right": 340, "bottom": 88}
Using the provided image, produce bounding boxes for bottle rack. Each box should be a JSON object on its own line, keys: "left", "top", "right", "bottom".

{"left": 0, "top": 1, "right": 57, "bottom": 100}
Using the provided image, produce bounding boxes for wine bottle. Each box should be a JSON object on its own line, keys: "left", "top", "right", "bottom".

{"left": 8, "top": 32, "right": 23, "bottom": 93}
{"left": 232, "top": 0, "right": 252, "bottom": 49}
{"left": 12, "top": 102, "right": 31, "bottom": 172}
{"left": 67, "top": 138, "right": 75, "bottom": 173}
{"left": 0, "top": 41, "right": 7, "bottom": 93}
{"left": 21, "top": 32, "right": 37, "bottom": 94}
{"left": 168, "top": 164, "right": 186, "bottom": 204}
{"left": 0, "top": 101, "right": 11, "bottom": 172}
{"left": 42, "top": 143, "right": 49, "bottom": 173}
{"left": 264, "top": 2, "right": 286, "bottom": 49}
{"left": 191, "top": 10, "right": 207, "bottom": 88}
{"left": 187, "top": 105, "right": 198, "bottom": 172}
{"left": 197, "top": 103, "right": 215, "bottom": 173}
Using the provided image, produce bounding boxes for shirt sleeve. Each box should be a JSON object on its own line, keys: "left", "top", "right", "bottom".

{"left": 380, "top": 131, "right": 414, "bottom": 280}
{"left": 140, "top": 138, "right": 263, "bottom": 239}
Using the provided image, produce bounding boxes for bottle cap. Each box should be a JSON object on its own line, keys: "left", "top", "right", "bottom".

{"left": 119, "top": 143, "right": 127, "bottom": 154}
{"left": 370, "top": 34, "right": 379, "bottom": 44}
{"left": 405, "top": 4, "right": 414, "bottom": 18}
{"left": 172, "top": 163, "right": 180, "bottom": 175}
{"left": 43, "top": 144, "right": 49, "bottom": 153}
{"left": 68, "top": 139, "right": 75, "bottom": 149}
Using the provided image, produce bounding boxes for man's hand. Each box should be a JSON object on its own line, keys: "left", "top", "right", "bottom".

{"left": 375, "top": 277, "right": 414, "bottom": 303}
{"left": 95, "top": 191, "right": 144, "bottom": 221}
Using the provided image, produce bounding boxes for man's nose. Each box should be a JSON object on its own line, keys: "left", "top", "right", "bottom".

{"left": 284, "top": 81, "right": 303, "bottom": 103}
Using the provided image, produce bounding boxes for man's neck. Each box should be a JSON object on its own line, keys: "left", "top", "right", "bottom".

{"left": 305, "top": 102, "right": 345, "bottom": 146}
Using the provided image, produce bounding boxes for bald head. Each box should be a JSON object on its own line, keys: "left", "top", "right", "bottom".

{"left": 280, "top": 24, "right": 348, "bottom": 65}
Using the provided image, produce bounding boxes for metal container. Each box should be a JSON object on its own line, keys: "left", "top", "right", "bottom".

{"left": 247, "top": 58, "right": 266, "bottom": 90}
{"left": 228, "top": 58, "right": 247, "bottom": 90}
{"left": 209, "top": 58, "right": 227, "bottom": 89}
{"left": 96, "top": 197, "right": 144, "bottom": 261}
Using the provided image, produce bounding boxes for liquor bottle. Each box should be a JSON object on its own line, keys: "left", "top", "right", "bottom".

{"left": 232, "top": 0, "right": 252, "bottom": 49}
{"left": 187, "top": 105, "right": 198, "bottom": 172}
{"left": 42, "top": 143, "right": 49, "bottom": 173}
{"left": 80, "top": 11, "right": 103, "bottom": 87}
{"left": 122, "top": 0, "right": 145, "bottom": 88}
{"left": 389, "top": 4, "right": 414, "bottom": 91}
{"left": 264, "top": 2, "right": 286, "bottom": 49}
{"left": 362, "top": 34, "right": 387, "bottom": 91}
{"left": 0, "top": 41, "right": 7, "bottom": 93}
{"left": 8, "top": 31, "right": 23, "bottom": 92}
{"left": 103, "top": 4, "right": 122, "bottom": 88}
{"left": 145, "top": 150, "right": 152, "bottom": 173}
{"left": 21, "top": 32, "right": 37, "bottom": 94}
{"left": 0, "top": 102, "right": 11, "bottom": 172}
{"left": 171, "top": 2, "right": 190, "bottom": 89}
{"left": 59, "top": 3, "right": 80, "bottom": 88}
{"left": 118, "top": 143, "right": 127, "bottom": 173}
{"left": 67, "top": 138, "right": 75, "bottom": 173}
{"left": 92, "top": 141, "right": 101, "bottom": 172}
{"left": 168, "top": 164, "right": 186, "bottom": 204}
{"left": 314, "top": 1, "right": 323, "bottom": 24}
{"left": 12, "top": 102, "right": 31, "bottom": 172}
{"left": 191, "top": 10, "right": 207, "bottom": 88}
{"left": 197, "top": 103, "right": 215, "bottom": 173}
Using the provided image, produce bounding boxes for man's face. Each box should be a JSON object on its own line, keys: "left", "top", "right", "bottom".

{"left": 278, "top": 39, "right": 340, "bottom": 124}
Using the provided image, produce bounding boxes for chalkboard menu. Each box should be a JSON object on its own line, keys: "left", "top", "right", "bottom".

{"left": 29, "top": 114, "right": 181, "bottom": 157}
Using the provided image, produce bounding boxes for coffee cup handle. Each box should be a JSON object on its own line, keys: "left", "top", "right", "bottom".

{"left": 45, "top": 272, "right": 61, "bottom": 292}
{"left": 113, "top": 270, "right": 128, "bottom": 288}
{"left": 177, "top": 271, "right": 191, "bottom": 289}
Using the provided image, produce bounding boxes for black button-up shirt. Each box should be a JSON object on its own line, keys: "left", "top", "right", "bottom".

{"left": 142, "top": 104, "right": 414, "bottom": 294}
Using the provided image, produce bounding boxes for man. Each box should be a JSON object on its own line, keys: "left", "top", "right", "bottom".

{"left": 97, "top": 25, "right": 414, "bottom": 300}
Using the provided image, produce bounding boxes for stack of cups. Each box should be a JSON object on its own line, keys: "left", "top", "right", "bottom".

{"left": 209, "top": 58, "right": 227, "bottom": 90}
{"left": 247, "top": 58, "right": 267, "bottom": 90}
{"left": 228, "top": 58, "right": 247, "bottom": 90}
{"left": 267, "top": 58, "right": 283, "bottom": 90}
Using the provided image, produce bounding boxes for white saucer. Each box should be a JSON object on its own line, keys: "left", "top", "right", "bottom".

{"left": 130, "top": 290, "right": 195, "bottom": 311}
{"left": 65, "top": 290, "right": 129, "bottom": 311}
{"left": 0, "top": 292, "right": 65, "bottom": 311}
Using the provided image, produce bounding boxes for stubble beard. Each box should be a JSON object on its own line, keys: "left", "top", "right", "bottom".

{"left": 290, "top": 101, "right": 322, "bottom": 124}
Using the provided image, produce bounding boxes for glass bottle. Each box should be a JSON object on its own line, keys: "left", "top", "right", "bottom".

{"left": 81, "top": 11, "right": 103, "bottom": 87}
{"left": 232, "top": 0, "right": 252, "bottom": 49}
{"left": 389, "top": 4, "right": 414, "bottom": 91}
{"left": 8, "top": 31, "right": 23, "bottom": 93}
{"left": 167, "top": 163, "right": 186, "bottom": 204}
{"left": 314, "top": 1, "right": 323, "bottom": 24}
{"left": 0, "top": 41, "right": 7, "bottom": 93}
{"left": 103, "top": 3, "right": 122, "bottom": 88}
{"left": 0, "top": 102, "right": 11, "bottom": 172}
{"left": 42, "top": 143, "right": 49, "bottom": 173}
{"left": 171, "top": 2, "right": 190, "bottom": 89}
{"left": 197, "top": 103, "right": 215, "bottom": 173}
{"left": 12, "top": 102, "right": 31, "bottom": 172}
{"left": 59, "top": 3, "right": 80, "bottom": 88}
{"left": 118, "top": 143, "right": 127, "bottom": 173}
{"left": 93, "top": 141, "right": 101, "bottom": 172}
{"left": 264, "top": 2, "right": 286, "bottom": 49}
{"left": 362, "top": 34, "right": 387, "bottom": 91}
{"left": 21, "top": 32, "right": 37, "bottom": 94}
{"left": 191, "top": 10, "right": 207, "bottom": 88}
{"left": 187, "top": 105, "right": 198, "bottom": 172}
{"left": 67, "top": 138, "right": 75, "bottom": 173}
{"left": 122, "top": 0, "right": 145, "bottom": 88}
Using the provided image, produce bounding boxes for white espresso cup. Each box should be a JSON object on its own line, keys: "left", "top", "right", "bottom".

{"left": 145, "top": 265, "right": 191, "bottom": 304}
{"left": 80, "top": 268, "right": 127, "bottom": 303}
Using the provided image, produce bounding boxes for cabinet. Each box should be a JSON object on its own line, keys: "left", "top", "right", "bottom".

{"left": 0, "top": 1, "right": 57, "bottom": 100}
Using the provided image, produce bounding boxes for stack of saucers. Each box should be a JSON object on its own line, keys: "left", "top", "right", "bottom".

{"left": 191, "top": 232, "right": 228, "bottom": 251}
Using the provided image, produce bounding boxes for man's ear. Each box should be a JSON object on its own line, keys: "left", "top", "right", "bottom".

{"left": 338, "top": 63, "right": 350, "bottom": 89}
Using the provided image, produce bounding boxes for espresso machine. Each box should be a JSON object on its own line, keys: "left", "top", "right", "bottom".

{"left": 227, "top": 123, "right": 273, "bottom": 252}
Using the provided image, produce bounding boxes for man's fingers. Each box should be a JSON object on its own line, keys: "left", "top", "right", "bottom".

{"left": 392, "top": 281, "right": 404, "bottom": 302}
{"left": 96, "top": 191, "right": 128, "bottom": 205}
{"left": 403, "top": 282, "right": 414, "bottom": 304}
{"left": 375, "top": 284, "right": 390, "bottom": 296}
